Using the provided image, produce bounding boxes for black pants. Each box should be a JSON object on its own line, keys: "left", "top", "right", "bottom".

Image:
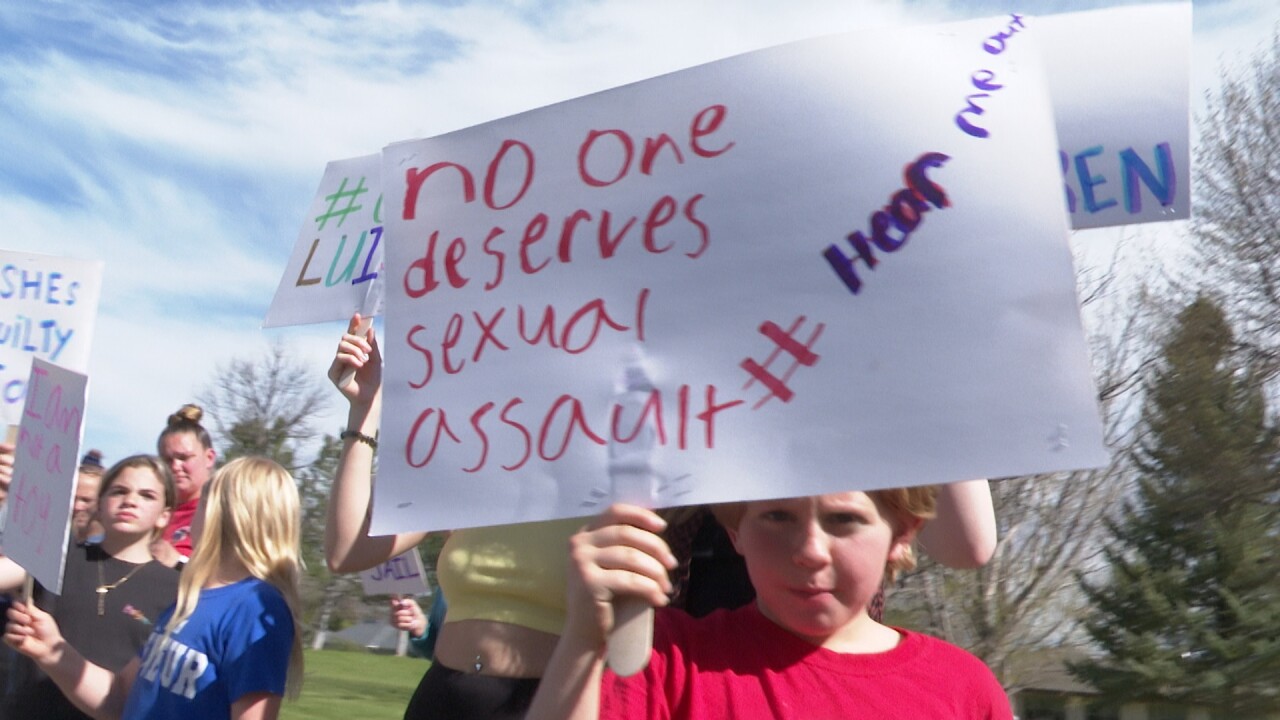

{"left": 403, "top": 662, "right": 540, "bottom": 720}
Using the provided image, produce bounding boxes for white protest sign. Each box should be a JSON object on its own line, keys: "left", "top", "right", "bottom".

{"left": 263, "top": 153, "right": 385, "bottom": 327}
{"left": 358, "top": 548, "right": 429, "bottom": 597}
{"left": 279, "top": 5, "right": 1189, "bottom": 334}
{"left": 917, "top": 4, "right": 1191, "bottom": 230}
{"left": 1038, "top": 2, "right": 1191, "bottom": 229}
{"left": 371, "top": 15, "right": 1110, "bottom": 534}
{"left": 4, "top": 359, "right": 86, "bottom": 593}
{"left": 0, "top": 252, "right": 103, "bottom": 427}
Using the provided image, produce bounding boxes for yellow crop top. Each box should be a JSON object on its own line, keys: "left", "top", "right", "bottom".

{"left": 436, "top": 516, "right": 587, "bottom": 636}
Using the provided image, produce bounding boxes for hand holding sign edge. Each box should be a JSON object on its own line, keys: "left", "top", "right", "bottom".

{"left": 330, "top": 313, "right": 381, "bottom": 404}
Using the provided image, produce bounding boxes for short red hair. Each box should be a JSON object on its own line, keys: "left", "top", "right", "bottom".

{"left": 710, "top": 486, "right": 937, "bottom": 584}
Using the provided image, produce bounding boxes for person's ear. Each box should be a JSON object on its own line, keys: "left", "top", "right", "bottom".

{"left": 725, "top": 526, "right": 743, "bottom": 556}
{"left": 887, "top": 516, "right": 924, "bottom": 568}
{"left": 155, "top": 507, "right": 172, "bottom": 532}
{"left": 204, "top": 447, "right": 217, "bottom": 469}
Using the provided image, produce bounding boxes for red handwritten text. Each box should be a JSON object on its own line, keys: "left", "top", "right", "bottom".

{"left": 399, "top": 104, "right": 733, "bottom": 299}
{"left": 7, "top": 470, "right": 52, "bottom": 554}
{"left": 405, "top": 383, "right": 745, "bottom": 473}
{"left": 404, "top": 288, "right": 650, "bottom": 388}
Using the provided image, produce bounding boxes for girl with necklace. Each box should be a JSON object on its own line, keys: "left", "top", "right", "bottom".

{"left": 5, "top": 456, "right": 304, "bottom": 720}
{"left": 0, "top": 455, "right": 180, "bottom": 720}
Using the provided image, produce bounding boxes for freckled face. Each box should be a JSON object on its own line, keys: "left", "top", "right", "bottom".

{"left": 160, "top": 432, "right": 214, "bottom": 505}
{"left": 727, "top": 492, "right": 910, "bottom": 647}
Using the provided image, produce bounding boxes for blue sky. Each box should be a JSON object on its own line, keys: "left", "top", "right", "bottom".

{"left": 2, "top": 0, "right": 1276, "bottom": 466}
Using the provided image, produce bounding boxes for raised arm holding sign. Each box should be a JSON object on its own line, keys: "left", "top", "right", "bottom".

{"left": 303, "top": 5, "right": 1202, "bottom": 715}
{"left": 326, "top": 304, "right": 997, "bottom": 709}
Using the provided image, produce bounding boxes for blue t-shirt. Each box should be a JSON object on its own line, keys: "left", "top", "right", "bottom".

{"left": 122, "top": 577, "right": 294, "bottom": 720}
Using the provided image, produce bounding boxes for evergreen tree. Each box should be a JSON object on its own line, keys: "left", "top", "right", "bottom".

{"left": 1070, "top": 297, "right": 1280, "bottom": 714}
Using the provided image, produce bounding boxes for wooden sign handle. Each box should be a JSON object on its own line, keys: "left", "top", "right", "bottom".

{"left": 606, "top": 597, "right": 653, "bottom": 677}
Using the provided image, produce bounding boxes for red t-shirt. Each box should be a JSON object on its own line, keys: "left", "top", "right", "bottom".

{"left": 162, "top": 498, "right": 199, "bottom": 558}
{"left": 601, "top": 604, "right": 1012, "bottom": 720}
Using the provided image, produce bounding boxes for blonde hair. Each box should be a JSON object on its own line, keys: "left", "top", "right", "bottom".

{"left": 163, "top": 457, "right": 305, "bottom": 699}
{"left": 711, "top": 486, "right": 938, "bottom": 585}
{"left": 868, "top": 486, "right": 936, "bottom": 583}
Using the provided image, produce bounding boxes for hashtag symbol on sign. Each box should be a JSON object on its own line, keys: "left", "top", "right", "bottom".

{"left": 315, "top": 176, "right": 369, "bottom": 230}
{"left": 740, "top": 316, "right": 825, "bottom": 410}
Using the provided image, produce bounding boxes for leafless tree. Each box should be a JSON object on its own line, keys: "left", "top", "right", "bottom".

{"left": 888, "top": 239, "right": 1163, "bottom": 689}
{"left": 197, "top": 341, "right": 329, "bottom": 472}
{"left": 1191, "top": 29, "right": 1280, "bottom": 378}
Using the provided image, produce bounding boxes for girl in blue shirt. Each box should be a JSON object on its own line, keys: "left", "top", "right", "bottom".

{"left": 5, "top": 456, "right": 305, "bottom": 720}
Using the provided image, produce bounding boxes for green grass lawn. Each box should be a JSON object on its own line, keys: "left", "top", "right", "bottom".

{"left": 281, "top": 649, "right": 425, "bottom": 720}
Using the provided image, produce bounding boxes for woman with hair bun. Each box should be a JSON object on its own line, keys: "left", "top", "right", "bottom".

{"left": 154, "top": 404, "right": 218, "bottom": 565}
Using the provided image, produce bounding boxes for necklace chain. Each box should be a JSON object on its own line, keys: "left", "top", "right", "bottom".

{"left": 96, "top": 558, "right": 145, "bottom": 616}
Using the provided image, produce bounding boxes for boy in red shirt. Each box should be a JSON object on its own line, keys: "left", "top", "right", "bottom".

{"left": 528, "top": 487, "right": 1012, "bottom": 719}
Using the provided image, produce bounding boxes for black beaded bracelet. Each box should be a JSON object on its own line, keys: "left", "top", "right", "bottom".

{"left": 340, "top": 430, "right": 379, "bottom": 450}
